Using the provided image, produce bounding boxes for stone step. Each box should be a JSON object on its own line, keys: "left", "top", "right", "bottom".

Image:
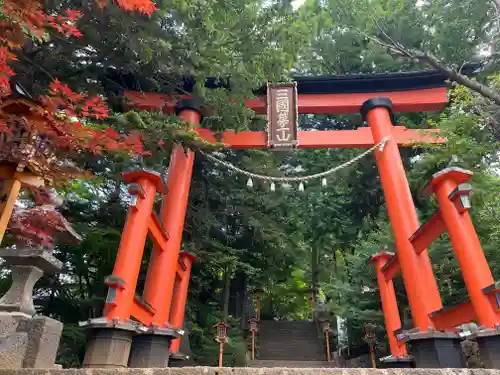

{"left": 0, "top": 367, "right": 463, "bottom": 374}
{"left": 257, "top": 320, "right": 326, "bottom": 363}
{"left": 257, "top": 356, "right": 327, "bottom": 362}
{"left": 258, "top": 351, "right": 325, "bottom": 356}
{"left": 259, "top": 341, "right": 324, "bottom": 346}
{"left": 259, "top": 334, "right": 320, "bottom": 339}
{"left": 248, "top": 360, "right": 338, "bottom": 368}
{"left": 258, "top": 346, "right": 324, "bottom": 351}
{"left": 258, "top": 346, "right": 324, "bottom": 353}
{"left": 260, "top": 337, "right": 319, "bottom": 341}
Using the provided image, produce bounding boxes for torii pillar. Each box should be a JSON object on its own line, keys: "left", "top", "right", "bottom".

{"left": 132, "top": 100, "right": 200, "bottom": 367}
{"left": 370, "top": 251, "right": 413, "bottom": 368}
{"left": 361, "top": 98, "right": 442, "bottom": 331}
{"left": 369, "top": 251, "right": 407, "bottom": 357}
{"left": 82, "top": 100, "right": 201, "bottom": 368}
{"left": 169, "top": 252, "right": 196, "bottom": 364}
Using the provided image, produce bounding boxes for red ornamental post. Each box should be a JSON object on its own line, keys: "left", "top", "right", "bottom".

{"left": 308, "top": 289, "right": 314, "bottom": 317}
{"left": 254, "top": 289, "right": 262, "bottom": 321}
{"left": 322, "top": 321, "right": 331, "bottom": 362}
{"left": 361, "top": 98, "right": 442, "bottom": 330}
{"left": 214, "top": 322, "right": 229, "bottom": 367}
{"left": 142, "top": 100, "right": 201, "bottom": 327}
{"left": 249, "top": 317, "right": 259, "bottom": 360}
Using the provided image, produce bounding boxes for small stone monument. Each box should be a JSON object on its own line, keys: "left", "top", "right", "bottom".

{"left": 0, "top": 188, "right": 81, "bottom": 368}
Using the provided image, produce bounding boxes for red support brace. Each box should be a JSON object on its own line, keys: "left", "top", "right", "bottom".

{"left": 430, "top": 301, "right": 476, "bottom": 331}
{"left": 170, "top": 252, "right": 196, "bottom": 355}
{"left": 103, "top": 170, "right": 165, "bottom": 322}
{"left": 425, "top": 167, "right": 500, "bottom": 328}
{"left": 380, "top": 254, "right": 401, "bottom": 281}
{"left": 409, "top": 210, "right": 447, "bottom": 254}
{"left": 370, "top": 251, "right": 407, "bottom": 357}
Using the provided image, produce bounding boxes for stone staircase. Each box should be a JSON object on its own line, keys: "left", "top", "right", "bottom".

{"left": 249, "top": 320, "right": 335, "bottom": 368}
{"left": 249, "top": 360, "right": 337, "bottom": 368}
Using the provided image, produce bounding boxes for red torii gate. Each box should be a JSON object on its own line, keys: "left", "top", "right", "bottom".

{"left": 81, "top": 70, "right": 499, "bottom": 369}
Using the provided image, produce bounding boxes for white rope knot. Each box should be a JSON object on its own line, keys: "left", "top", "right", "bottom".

{"left": 379, "top": 136, "right": 390, "bottom": 152}
{"left": 199, "top": 135, "right": 392, "bottom": 184}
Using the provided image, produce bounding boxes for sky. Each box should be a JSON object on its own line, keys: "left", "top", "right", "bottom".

{"left": 292, "top": 0, "right": 307, "bottom": 9}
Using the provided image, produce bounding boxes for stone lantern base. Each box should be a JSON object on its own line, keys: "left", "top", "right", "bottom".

{"left": 0, "top": 248, "right": 63, "bottom": 369}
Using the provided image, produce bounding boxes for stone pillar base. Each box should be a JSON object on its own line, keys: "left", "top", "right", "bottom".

{"left": 128, "top": 327, "right": 178, "bottom": 368}
{"left": 169, "top": 352, "right": 194, "bottom": 367}
{"left": 81, "top": 319, "right": 137, "bottom": 368}
{"left": 22, "top": 315, "right": 63, "bottom": 368}
{"left": 379, "top": 355, "right": 414, "bottom": 368}
{"left": 471, "top": 329, "right": 500, "bottom": 369}
{"left": 402, "top": 330, "right": 466, "bottom": 368}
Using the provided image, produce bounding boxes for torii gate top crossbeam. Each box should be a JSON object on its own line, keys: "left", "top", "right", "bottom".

{"left": 124, "top": 87, "right": 446, "bottom": 115}
{"left": 121, "top": 70, "right": 448, "bottom": 149}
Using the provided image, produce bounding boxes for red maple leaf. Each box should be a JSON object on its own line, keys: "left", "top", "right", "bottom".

{"left": 1, "top": 0, "right": 150, "bottom": 163}
{"left": 80, "top": 96, "right": 110, "bottom": 119}
{"left": 0, "top": 46, "right": 17, "bottom": 98}
{"left": 49, "top": 78, "right": 85, "bottom": 102}
{"left": 0, "top": 119, "right": 12, "bottom": 135}
{"left": 65, "top": 9, "right": 83, "bottom": 21}
{"left": 113, "top": 0, "right": 157, "bottom": 15}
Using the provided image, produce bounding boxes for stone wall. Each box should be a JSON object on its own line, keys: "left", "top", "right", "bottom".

{"left": 0, "top": 369, "right": 499, "bottom": 375}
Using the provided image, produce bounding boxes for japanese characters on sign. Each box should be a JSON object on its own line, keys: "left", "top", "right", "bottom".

{"left": 267, "top": 82, "right": 298, "bottom": 149}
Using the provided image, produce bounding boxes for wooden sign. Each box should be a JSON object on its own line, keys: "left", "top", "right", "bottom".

{"left": 267, "top": 82, "right": 298, "bottom": 149}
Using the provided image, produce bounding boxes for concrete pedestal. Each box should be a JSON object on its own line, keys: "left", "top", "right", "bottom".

{"left": 128, "top": 327, "right": 178, "bottom": 368}
{"left": 81, "top": 319, "right": 138, "bottom": 368}
{"left": 379, "top": 355, "right": 414, "bottom": 368}
{"left": 471, "top": 329, "right": 500, "bottom": 369}
{"left": 402, "top": 330, "right": 466, "bottom": 368}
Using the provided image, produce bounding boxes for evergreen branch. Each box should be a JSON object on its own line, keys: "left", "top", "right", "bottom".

{"left": 358, "top": 20, "right": 500, "bottom": 107}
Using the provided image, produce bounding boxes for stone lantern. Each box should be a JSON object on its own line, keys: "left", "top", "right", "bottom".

{"left": 363, "top": 322, "right": 377, "bottom": 368}
{"left": 214, "top": 322, "right": 230, "bottom": 367}
{"left": 249, "top": 317, "right": 259, "bottom": 360}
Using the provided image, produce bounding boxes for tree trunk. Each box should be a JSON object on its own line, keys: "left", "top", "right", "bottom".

{"left": 312, "top": 246, "right": 319, "bottom": 301}
{"left": 222, "top": 266, "right": 232, "bottom": 321}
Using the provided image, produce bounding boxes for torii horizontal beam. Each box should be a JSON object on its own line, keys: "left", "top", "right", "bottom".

{"left": 194, "top": 126, "right": 444, "bottom": 149}
{"left": 124, "top": 87, "right": 447, "bottom": 115}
